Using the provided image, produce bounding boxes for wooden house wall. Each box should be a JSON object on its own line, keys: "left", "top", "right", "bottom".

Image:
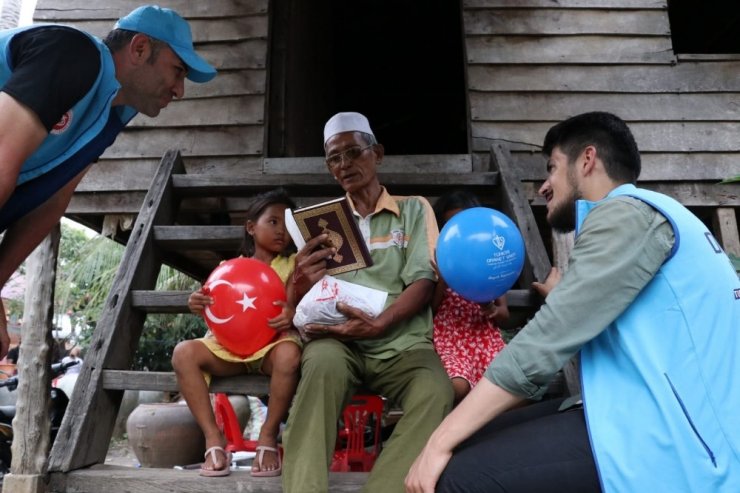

{"left": 33, "top": 0, "right": 740, "bottom": 217}
{"left": 463, "top": 0, "right": 740, "bottom": 195}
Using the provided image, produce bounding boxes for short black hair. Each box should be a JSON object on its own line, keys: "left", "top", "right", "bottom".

{"left": 542, "top": 112, "right": 641, "bottom": 184}
{"left": 239, "top": 188, "right": 297, "bottom": 257}
{"left": 433, "top": 190, "right": 481, "bottom": 227}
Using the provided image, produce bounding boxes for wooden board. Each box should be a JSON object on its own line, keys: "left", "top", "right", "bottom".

{"left": 70, "top": 16, "right": 268, "bottom": 42}
{"left": 128, "top": 96, "right": 266, "bottom": 128}
{"left": 469, "top": 93, "right": 740, "bottom": 122}
{"left": 467, "top": 63, "right": 740, "bottom": 93}
{"left": 466, "top": 36, "right": 675, "bottom": 64}
{"left": 463, "top": 0, "right": 666, "bottom": 8}
{"left": 263, "top": 154, "right": 473, "bottom": 174}
{"left": 463, "top": 9, "right": 669, "bottom": 35}
{"left": 471, "top": 122, "right": 740, "bottom": 152}
{"left": 102, "top": 370, "right": 270, "bottom": 395}
{"left": 49, "top": 466, "right": 368, "bottom": 493}
{"left": 34, "top": 0, "right": 269, "bottom": 19}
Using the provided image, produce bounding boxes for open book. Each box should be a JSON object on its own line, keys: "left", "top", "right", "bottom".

{"left": 284, "top": 197, "right": 373, "bottom": 275}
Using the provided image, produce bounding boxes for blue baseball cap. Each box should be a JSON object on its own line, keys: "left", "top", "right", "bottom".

{"left": 114, "top": 5, "right": 216, "bottom": 83}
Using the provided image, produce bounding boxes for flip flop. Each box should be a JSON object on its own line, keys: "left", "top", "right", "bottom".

{"left": 199, "top": 446, "right": 232, "bottom": 477}
{"left": 251, "top": 445, "right": 282, "bottom": 477}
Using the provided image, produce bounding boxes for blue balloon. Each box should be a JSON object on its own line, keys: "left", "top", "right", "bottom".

{"left": 436, "top": 207, "right": 525, "bottom": 303}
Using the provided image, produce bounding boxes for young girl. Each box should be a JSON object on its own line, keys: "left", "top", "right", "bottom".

{"left": 432, "top": 190, "right": 510, "bottom": 403}
{"left": 172, "top": 188, "right": 301, "bottom": 477}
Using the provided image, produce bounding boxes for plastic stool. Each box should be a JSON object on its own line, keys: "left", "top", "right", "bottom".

{"left": 213, "top": 393, "right": 259, "bottom": 453}
{"left": 330, "top": 394, "right": 384, "bottom": 472}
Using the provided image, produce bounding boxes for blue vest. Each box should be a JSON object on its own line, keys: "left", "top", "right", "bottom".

{"left": 578, "top": 184, "right": 740, "bottom": 492}
{"left": 0, "top": 25, "right": 137, "bottom": 231}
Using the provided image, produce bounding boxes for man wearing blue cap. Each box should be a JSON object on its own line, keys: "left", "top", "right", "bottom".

{"left": 0, "top": 6, "right": 215, "bottom": 358}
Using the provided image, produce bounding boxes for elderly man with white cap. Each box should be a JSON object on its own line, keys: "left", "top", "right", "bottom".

{"left": 0, "top": 5, "right": 216, "bottom": 357}
{"left": 282, "top": 112, "right": 454, "bottom": 493}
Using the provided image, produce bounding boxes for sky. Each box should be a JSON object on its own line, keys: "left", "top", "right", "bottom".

{"left": 20, "top": 0, "right": 36, "bottom": 26}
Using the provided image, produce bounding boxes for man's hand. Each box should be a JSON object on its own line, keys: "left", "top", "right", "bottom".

{"left": 291, "top": 234, "right": 336, "bottom": 298}
{"left": 0, "top": 299, "right": 9, "bottom": 359}
{"left": 303, "top": 302, "right": 383, "bottom": 340}
{"left": 532, "top": 266, "right": 562, "bottom": 298}
{"left": 404, "top": 441, "right": 452, "bottom": 493}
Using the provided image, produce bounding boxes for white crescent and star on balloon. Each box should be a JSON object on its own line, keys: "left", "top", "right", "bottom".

{"left": 203, "top": 280, "right": 258, "bottom": 325}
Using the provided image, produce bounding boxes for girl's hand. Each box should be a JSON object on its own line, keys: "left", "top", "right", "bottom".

{"left": 188, "top": 288, "right": 213, "bottom": 315}
{"left": 481, "top": 297, "right": 509, "bottom": 324}
{"left": 267, "top": 300, "right": 295, "bottom": 332}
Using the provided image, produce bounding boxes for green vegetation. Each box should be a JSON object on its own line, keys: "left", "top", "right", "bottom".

{"left": 55, "top": 225, "right": 205, "bottom": 371}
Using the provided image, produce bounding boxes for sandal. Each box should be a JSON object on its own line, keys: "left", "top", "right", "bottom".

{"left": 251, "top": 445, "right": 282, "bottom": 477}
{"left": 199, "top": 446, "right": 232, "bottom": 477}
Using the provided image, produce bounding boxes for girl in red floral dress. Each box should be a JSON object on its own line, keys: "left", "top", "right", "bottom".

{"left": 432, "top": 191, "right": 509, "bottom": 403}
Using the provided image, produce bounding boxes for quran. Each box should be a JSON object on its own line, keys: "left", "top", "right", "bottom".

{"left": 284, "top": 197, "right": 373, "bottom": 275}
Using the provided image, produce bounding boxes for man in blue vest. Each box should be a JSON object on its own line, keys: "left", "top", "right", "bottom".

{"left": 406, "top": 112, "right": 740, "bottom": 493}
{"left": 0, "top": 5, "right": 216, "bottom": 358}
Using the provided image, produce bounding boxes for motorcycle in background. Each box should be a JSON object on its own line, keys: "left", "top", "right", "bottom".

{"left": 0, "top": 360, "right": 79, "bottom": 476}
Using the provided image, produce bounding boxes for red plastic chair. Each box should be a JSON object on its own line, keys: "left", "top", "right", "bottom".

{"left": 330, "top": 394, "right": 385, "bottom": 472}
{"left": 213, "top": 393, "right": 259, "bottom": 453}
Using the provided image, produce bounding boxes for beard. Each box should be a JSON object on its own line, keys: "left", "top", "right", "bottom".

{"left": 547, "top": 171, "right": 581, "bottom": 233}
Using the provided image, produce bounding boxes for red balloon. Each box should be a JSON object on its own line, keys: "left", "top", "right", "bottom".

{"left": 202, "top": 258, "right": 286, "bottom": 358}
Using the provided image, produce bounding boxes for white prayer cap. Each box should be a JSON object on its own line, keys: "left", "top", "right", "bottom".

{"left": 323, "top": 112, "right": 375, "bottom": 145}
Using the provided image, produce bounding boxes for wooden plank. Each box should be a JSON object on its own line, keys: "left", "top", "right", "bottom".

{"left": 464, "top": 9, "right": 669, "bottom": 36}
{"left": 467, "top": 63, "right": 740, "bottom": 92}
{"left": 79, "top": 156, "right": 266, "bottom": 193}
{"left": 466, "top": 36, "right": 675, "bottom": 64}
{"left": 102, "top": 370, "right": 270, "bottom": 395}
{"left": 67, "top": 192, "right": 145, "bottom": 215}
{"left": 171, "top": 173, "right": 500, "bottom": 197}
{"left": 154, "top": 226, "right": 244, "bottom": 250}
{"left": 102, "top": 127, "right": 264, "bottom": 159}
{"left": 49, "top": 151, "right": 185, "bottom": 473}
{"left": 525, "top": 183, "right": 740, "bottom": 207}
{"left": 511, "top": 152, "right": 740, "bottom": 182}
{"left": 713, "top": 208, "right": 740, "bottom": 256}
{"left": 197, "top": 40, "right": 267, "bottom": 70}
{"left": 34, "top": 0, "right": 268, "bottom": 19}
{"left": 263, "top": 154, "right": 473, "bottom": 174}
{"left": 463, "top": 0, "right": 666, "bottom": 8}
{"left": 491, "top": 144, "right": 552, "bottom": 284}
{"left": 472, "top": 122, "right": 740, "bottom": 152}
{"left": 469, "top": 93, "right": 740, "bottom": 122}
{"left": 128, "top": 96, "right": 265, "bottom": 128}
{"left": 69, "top": 16, "right": 268, "bottom": 42}
{"left": 49, "top": 466, "right": 368, "bottom": 493}
{"left": 131, "top": 291, "right": 190, "bottom": 313}
{"left": 183, "top": 70, "right": 266, "bottom": 98}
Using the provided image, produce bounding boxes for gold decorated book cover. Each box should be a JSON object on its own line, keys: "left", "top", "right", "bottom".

{"left": 285, "top": 197, "right": 373, "bottom": 275}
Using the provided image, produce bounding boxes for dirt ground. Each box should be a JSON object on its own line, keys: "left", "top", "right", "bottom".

{"left": 105, "top": 437, "right": 139, "bottom": 468}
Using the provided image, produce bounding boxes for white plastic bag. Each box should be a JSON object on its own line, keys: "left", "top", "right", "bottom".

{"left": 293, "top": 275, "right": 388, "bottom": 337}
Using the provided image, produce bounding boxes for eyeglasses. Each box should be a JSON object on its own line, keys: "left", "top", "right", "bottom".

{"left": 325, "top": 144, "right": 374, "bottom": 170}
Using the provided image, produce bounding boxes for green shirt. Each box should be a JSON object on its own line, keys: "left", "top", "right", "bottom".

{"left": 337, "top": 188, "right": 439, "bottom": 359}
{"left": 484, "top": 196, "right": 675, "bottom": 399}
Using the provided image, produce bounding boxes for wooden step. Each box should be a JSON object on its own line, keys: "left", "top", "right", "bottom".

{"left": 154, "top": 225, "right": 243, "bottom": 250}
{"left": 171, "top": 172, "right": 500, "bottom": 197}
{"left": 49, "top": 466, "right": 368, "bottom": 493}
{"left": 131, "top": 288, "right": 542, "bottom": 313}
{"left": 102, "top": 370, "right": 270, "bottom": 395}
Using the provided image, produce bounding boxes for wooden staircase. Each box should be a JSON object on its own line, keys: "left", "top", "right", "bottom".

{"left": 44, "top": 148, "right": 551, "bottom": 492}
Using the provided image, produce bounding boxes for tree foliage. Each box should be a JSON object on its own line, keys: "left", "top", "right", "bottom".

{"left": 56, "top": 225, "right": 205, "bottom": 371}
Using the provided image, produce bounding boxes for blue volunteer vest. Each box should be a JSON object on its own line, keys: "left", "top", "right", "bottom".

{"left": 578, "top": 184, "right": 740, "bottom": 492}
{"left": 0, "top": 25, "right": 137, "bottom": 184}
{"left": 0, "top": 25, "right": 137, "bottom": 231}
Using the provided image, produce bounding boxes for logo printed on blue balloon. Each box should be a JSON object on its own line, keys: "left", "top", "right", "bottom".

{"left": 436, "top": 207, "right": 525, "bottom": 303}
